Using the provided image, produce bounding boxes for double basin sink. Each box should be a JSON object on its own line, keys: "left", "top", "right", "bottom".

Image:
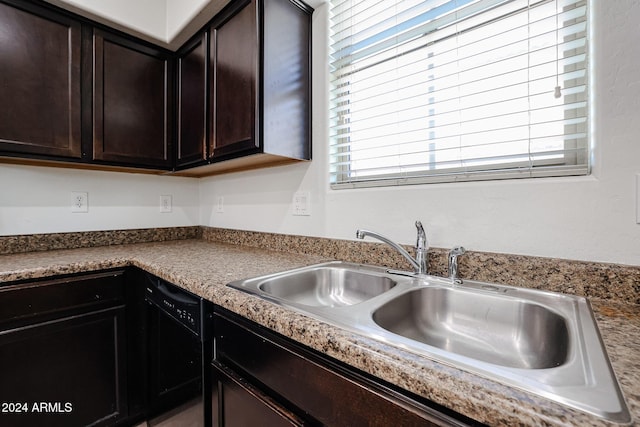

{"left": 228, "top": 261, "right": 630, "bottom": 423}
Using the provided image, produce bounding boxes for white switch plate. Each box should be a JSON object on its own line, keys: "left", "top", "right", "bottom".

{"left": 216, "top": 196, "right": 224, "bottom": 213}
{"left": 293, "top": 191, "right": 311, "bottom": 216}
{"left": 71, "top": 191, "right": 88, "bottom": 213}
{"left": 636, "top": 174, "right": 640, "bottom": 224}
{"left": 160, "top": 195, "right": 172, "bottom": 213}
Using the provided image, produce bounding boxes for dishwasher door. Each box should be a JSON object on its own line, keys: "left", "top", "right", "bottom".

{"left": 144, "top": 273, "right": 213, "bottom": 427}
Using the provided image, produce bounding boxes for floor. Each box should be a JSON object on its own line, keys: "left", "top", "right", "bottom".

{"left": 135, "top": 399, "right": 203, "bottom": 427}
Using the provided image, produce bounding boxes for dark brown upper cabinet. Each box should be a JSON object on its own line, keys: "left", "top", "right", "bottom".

{"left": 0, "top": 0, "right": 82, "bottom": 159}
{"left": 177, "top": 0, "right": 311, "bottom": 176}
{"left": 261, "top": 0, "right": 312, "bottom": 160}
{"left": 0, "top": 0, "right": 311, "bottom": 176}
{"left": 91, "top": 30, "right": 173, "bottom": 168}
{"left": 176, "top": 32, "right": 208, "bottom": 168}
{"left": 210, "top": 0, "right": 258, "bottom": 160}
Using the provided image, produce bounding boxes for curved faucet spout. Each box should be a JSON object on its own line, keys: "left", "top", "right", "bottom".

{"left": 356, "top": 221, "right": 429, "bottom": 275}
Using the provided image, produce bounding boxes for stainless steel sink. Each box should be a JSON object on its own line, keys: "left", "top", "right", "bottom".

{"left": 371, "top": 287, "right": 569, "bottom": 369}
{"left": 230, "top": 262, "right": 398, "bottom": 308}
{"left": 257, "top": 265, "right": 396, "bottom": 307}
{"left": 227, "top": 262, "right": 630, "bottom": 423}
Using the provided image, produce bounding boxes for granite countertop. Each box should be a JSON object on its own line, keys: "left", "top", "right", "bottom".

{"left": 0, "top": 239, "right": 638, "bottom": 426}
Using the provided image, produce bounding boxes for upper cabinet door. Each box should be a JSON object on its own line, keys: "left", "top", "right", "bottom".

{"left": 210, "top": 0, "right": 259, "bottom": 159}
{"left": 0, "top": 1, "right": 82, "bottom": 159}
{"left": 262, "top": 0, "right": 311, "bottom": 161}
{"left": 92, "top": 30, "right": 172, "bottom": 168}
{"left": 177, "top": 32, "right": 208, "bottom": 167}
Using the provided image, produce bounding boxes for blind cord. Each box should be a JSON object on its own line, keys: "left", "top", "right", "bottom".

{"left": 555, "top": 0, "right": 562, "bottom": 98}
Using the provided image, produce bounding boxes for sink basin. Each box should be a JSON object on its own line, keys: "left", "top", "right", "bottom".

{"left": 372, "top": 287, "right": 569, "bottom": 369}
{"left": 228, "top": 262, "right": 630, "bottom": 423}
{"left": 258, "top": 265, "right": 396, "bottom": 307}
{"left": 229, "top": 262, "right": 398, "bottom": 308}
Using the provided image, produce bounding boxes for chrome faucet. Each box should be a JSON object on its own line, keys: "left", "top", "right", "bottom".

{"left": 356, "top": 221, "right": 429, "bottom": 275}
{"left": 448, "top": 246, "right": 466, "bottom": 282}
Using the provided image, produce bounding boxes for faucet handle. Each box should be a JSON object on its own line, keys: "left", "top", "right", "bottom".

{"left": 449, "top": 246, "right": 466, "bottom": 257}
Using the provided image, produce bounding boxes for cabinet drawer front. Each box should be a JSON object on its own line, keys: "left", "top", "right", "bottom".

{"left": 0, "top": 270, "right": 125, "bottom": 324}
{"left": 214, "top": 311, "right": 458, "bottom": 427}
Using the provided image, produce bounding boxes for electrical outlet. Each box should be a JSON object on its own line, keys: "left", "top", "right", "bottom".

{"left": 216, "top": 196, "right": 224, "bottom": 213}
{"left": 293, "top": 191, "right": 311, "bottom": 216}
{"left": 160, "top": 195, "right": 172, "bottom": 213}
{"left": 71, "top": 192, "right": 88, "bottom": 213}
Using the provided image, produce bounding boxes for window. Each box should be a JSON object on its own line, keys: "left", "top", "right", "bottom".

{"left": 329, "top": 0, "right": 589, "bottom": 188}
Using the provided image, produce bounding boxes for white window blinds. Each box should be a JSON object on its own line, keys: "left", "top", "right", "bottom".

{"left": 329, "top": 0, "right": 589, "bottom": 188}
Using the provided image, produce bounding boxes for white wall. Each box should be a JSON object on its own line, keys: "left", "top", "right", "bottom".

{"left": 0, "top": 165, "right": 199, "bottom": 235}
{"left": 45, "top": 0, "right": 168, "bottom": 41}
{"left": 199, "top": 0, "right": 640, "bottom": 266}
{"left": 166, "top": 0, "right": 209, "bottom": 41}
{"left": 43, "top": 0, "right": 323, "bottom": 50}
{"left": 1, "top": 1, "right": 638, "bottom": 266}
{"left": 44, "top": 0, "right": 224, "bottom": 49}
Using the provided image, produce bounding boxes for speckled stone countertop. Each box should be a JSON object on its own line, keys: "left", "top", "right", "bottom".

{"left": 0, "top": 239, "right": 638, "bottom": 426}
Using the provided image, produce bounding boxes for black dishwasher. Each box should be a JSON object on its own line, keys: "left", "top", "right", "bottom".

{"left": 144, "top": 273, "right": 213, "bottom": 427}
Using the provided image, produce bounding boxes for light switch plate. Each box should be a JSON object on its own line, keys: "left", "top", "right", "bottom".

{"left": 160, "top": 195, "right": 172, "bottom": 213}
{"left": 293, "top": 191, "right": 311, "bottom": 216}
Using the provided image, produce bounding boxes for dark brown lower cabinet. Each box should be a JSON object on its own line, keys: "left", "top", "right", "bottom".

{"left": 0, "top": 270, "right": 128, "bottom": 427}
{"left": 212, "top": 308, "right": 479, "bottom": 427}
{"left": 211, "top": 361, "right": 305, "bottom": 426}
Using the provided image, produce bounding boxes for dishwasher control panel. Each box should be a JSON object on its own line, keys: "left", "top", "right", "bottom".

{"left": 144, "top": 274, "right": 202, "bottom": 337}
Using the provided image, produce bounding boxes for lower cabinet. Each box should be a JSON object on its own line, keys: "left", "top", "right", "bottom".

{"left": 0, "top": 270, "right": 128, "bottom": 427}
{"left": 0, "top": 267, "right": 213, "bottom": 427}
{"left": 212, "top": 308, "right": 477, "bottom": 427}
{"left": 211, "top": 361, "right": 305, "bottom": 426}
